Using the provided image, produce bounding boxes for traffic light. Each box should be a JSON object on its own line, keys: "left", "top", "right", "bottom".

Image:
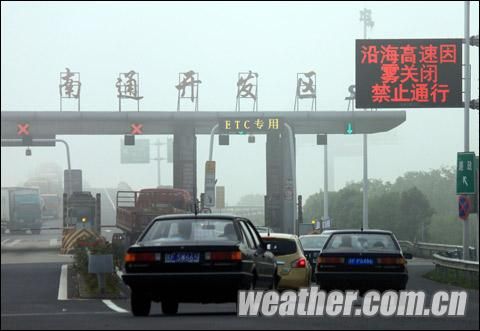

{"left": 469, "top": 35, "right": 479, "bottom": 47}
{"left": 345, "top": 122, "right": 354, "bottom": 134}
{"left": 316, "top": 134, "right": 327, "bottom": 145}
{"left": 219, "top": 135, "right": 229, "bottom": 145}
{"left": 470, "top": 99, "right": 479, "bottom": 110}
{"left": 124, "top": 134, "right": 135, "bottom": 145}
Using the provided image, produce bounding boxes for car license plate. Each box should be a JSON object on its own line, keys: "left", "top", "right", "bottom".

{"left": 164, "top": 252, "right": 200, "bottom": 264}
{"left": 346, "top": 257, "right": 375, "bottom": 265}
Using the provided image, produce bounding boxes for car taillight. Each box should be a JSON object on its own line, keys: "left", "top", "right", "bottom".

{"left": 291, "top": 257, "right": 307, "bottom": 268}
{"left": 205, "top": 251, "right": 242, "bottom": 261}
{"left": 317, "top": 256, "right": 345, "bottom": 264}
{"left": 377, "top": 257, "right": 406, "bottom": 265}
{"left": 124, "top": 252, "right": 157, "bottom": 263}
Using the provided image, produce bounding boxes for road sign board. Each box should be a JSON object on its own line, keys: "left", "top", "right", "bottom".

{"left": 64, "top": 169, "right": 82, "bottom": 194}
{"left": 216, "top": 186, "right": 225, "bottom": 209}
{"left": 456, "top": 152, "right": 476, "bottom": 194}
{"left": 120, "top": 139, "right": 150, "bottom": 164}
{"left": 458, "top": 195, "right": 471, "bottom": 220}
{"left": 356, "top": 38, "right": 463, "bottom": 109}
{"left": 204, "top": 161, "right": 216, "bottom": 207}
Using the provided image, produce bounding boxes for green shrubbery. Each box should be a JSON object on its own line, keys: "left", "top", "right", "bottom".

{"left": 72, "top": 236, "right": 120, "bottom": 296}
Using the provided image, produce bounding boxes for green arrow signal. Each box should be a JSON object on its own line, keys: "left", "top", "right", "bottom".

{"left": 346, "top": 122, "right": 353, "bottom": 134}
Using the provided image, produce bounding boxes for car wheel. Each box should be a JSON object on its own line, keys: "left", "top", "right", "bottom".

{"left": 162, "top": 301, "right": 179, "bottom": 315}
{"left": 131, "top": 291, "right": 151, "bottom": 316}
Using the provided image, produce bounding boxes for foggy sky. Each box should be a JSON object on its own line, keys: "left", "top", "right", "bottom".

{"left": 1, "top": 1, "right": 479, "bottom": 206}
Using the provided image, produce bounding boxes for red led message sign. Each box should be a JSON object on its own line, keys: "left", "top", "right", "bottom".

{"left": 356, "top": 39, "right": 463, "bottom": 108}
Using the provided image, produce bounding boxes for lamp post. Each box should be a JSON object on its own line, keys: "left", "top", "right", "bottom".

{"left": 360, "top": 8, "right": 374, "bottom": 230}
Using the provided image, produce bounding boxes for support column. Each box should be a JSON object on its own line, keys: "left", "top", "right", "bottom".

{"left": 173, "top": 125, "right": 197, "bottom": 200}
{"left": 265, "top": 130, "right": 296, "bottom": 234}
{"left": 265, "top": 133, "right": 283, "bottom": 231}
{"left": 281, "top": 129, "right": 296, "bottom": 234}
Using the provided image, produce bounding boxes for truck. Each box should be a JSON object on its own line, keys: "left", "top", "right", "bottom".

{"left": 25, "top": 174, "right": 62, "bottom": 219}
{"left": 1, "top": 187, "right": 43, "bottom": 234}
{"left": 116, "top": 188, "right": 193, "bottom": 245}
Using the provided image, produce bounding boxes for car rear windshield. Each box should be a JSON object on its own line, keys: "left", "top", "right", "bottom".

{"left": 300, "top": 235, "right": 329, "bottom": 250}
{"left": 324, "top": 233, "right": 399, "bottom": 252}
{"left": 141, "top": 218, "right": 240, "bottom": 243}
{"left": 263, "top": 238, "right": 297, "bottom": 256}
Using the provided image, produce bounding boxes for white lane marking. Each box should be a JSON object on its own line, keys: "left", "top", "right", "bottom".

{"left": 102, "top": 300, "right": 128, "bottom": 313}
{"left": 58, "top": 264, "right": 68, "bottom": 300}
{"left": 5, "top": 239, "right": 21, "bottom": 247}
{"left": 103, "top": 188, "right": 116, "bottom": 212}
{"left": 49, "top": 238, "right": 58, "bottom": 247}
{"left": 1, "top": 239, "right": 10, "bottom": 246}
{"left": 115, "top": 267, "right": 123, "bottom": 279}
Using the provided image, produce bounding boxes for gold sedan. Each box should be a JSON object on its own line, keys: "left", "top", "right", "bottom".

{"left": 261, "top": 233, "right": 311, "bottom": 290}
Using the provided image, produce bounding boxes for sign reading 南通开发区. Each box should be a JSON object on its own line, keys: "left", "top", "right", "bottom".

{"left": 356, "top": 39, "right": 463, "bottom": 109}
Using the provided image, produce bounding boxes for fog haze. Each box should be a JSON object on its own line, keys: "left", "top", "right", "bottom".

{"left": 1, "top": 1, "right": 479, "bottom": 205}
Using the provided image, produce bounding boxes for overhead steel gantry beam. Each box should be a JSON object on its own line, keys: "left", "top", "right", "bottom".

{"left": 1, "top": 111, "right": 406, "bottom": 137}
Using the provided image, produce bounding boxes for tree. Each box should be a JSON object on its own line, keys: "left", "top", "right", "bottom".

{"left": 398, "top": 187, "right": 434, "bottom": 241}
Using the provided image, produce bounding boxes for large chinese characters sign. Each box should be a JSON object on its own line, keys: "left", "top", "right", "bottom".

{"left": 356, "top": 39, "right": 462, "bottom": 108}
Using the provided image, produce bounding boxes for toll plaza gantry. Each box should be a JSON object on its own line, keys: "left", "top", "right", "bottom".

{"left": 1, "top": 110, "right": 406, "bottom": 233}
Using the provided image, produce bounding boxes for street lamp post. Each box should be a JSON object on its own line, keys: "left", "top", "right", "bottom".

{"left": 0, "top": 138, "right": 72, "bottom": 195}
{"left": 360, "top": 8, "right": 374, "bottom": 230}
{"left": 462, "top": 1, "right": 471, "bottom": 260}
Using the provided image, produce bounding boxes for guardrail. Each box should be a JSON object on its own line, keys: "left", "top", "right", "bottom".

{"left": 432, "top": 253, "right": 479, "bottom": 288}
{"left": 398, "top": 240, "right": 477, "bottom": 260}
{"left": 398, "top": 240, "right": 479, "bottom": 287}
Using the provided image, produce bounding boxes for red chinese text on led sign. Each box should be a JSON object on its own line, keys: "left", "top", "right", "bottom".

{"left": 355, "top": 39, "right": 463, "bottom": 109}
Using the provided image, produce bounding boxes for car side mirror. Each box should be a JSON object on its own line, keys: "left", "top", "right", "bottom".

{"left": 404, "top": 253, "right": 413, "bottom": 260}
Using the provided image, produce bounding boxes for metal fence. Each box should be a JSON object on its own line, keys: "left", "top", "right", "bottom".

{"left": 398, "top": 240, "right": 479, "bottom": 286}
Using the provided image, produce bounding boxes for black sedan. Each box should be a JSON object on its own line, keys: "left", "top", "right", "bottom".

{"left": 122, "top": 214, "right": 277, "bottom": 316}
{"left": 315, "top": 230, "right": 411, "bottom": 292}
{"left": 299, "top": 231, "right": 334, "bottom": 278}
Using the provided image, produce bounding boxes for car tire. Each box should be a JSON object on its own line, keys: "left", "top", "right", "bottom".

{"left": 162, "top": 301, "right": 179, "bottom": 315}
{"left": 131, "top": 291, "right": 151, "bottom": 316}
